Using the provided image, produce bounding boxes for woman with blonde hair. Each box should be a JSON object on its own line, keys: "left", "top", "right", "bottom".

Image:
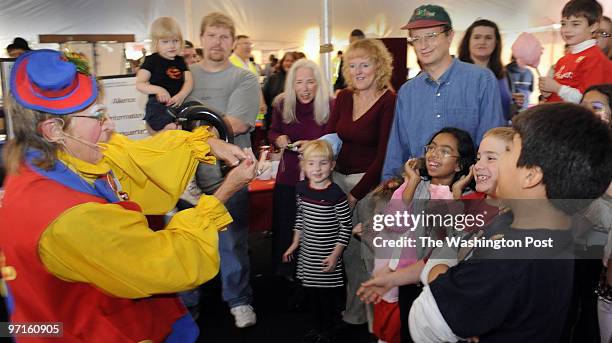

{"left": 0, "top": 49, "right": 256, "bottom": 341}
{"left": 328, "top": 37, "right": 396, "bottom": 331}
{"left": 268, "top": 58, "right": 332, "bottom": 279}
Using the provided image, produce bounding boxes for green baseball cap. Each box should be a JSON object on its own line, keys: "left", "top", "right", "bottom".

{"left": 401, "top": 4, "right": 452, "bottom": 30}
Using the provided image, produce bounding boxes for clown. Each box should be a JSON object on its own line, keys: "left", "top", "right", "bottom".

{"left": 0, "top": 49, "right": 257, "bottom": 342}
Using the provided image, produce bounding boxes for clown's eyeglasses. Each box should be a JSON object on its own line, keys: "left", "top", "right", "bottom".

{"left": 73, "top": 105, "right": 109, "bottom": 124}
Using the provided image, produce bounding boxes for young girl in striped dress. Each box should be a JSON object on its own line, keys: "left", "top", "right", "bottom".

{"left": 283, "top": 140, "right": 352, "bottom": 343}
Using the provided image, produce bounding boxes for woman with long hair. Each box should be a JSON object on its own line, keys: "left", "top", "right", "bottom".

{"left": 268, "top": 59, "right": 332, "bottom": 279}
{"left": 458, "top": 19, "right": 520, "bottom": 120}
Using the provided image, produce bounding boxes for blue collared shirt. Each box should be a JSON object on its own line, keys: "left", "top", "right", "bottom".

{"left": 382, "top": 58, "right": 505, "bottom": 180}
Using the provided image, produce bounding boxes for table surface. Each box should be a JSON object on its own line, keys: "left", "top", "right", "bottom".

{"left": 248, "top": 178, "right": 275, "bottom": 192}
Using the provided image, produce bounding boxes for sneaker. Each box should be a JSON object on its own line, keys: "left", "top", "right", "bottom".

{"left": 230, "top": 304, "right": 257, "bottom": 328}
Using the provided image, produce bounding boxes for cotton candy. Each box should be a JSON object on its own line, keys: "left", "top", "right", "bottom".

{"left": 511, "top": 33, "right": 543, "bottom": 69}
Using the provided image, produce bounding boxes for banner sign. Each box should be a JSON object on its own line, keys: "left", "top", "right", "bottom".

{"left": 100, "top": 76, "right": 149, "bottom": 140}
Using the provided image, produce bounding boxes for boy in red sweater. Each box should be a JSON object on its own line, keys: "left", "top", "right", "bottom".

{"left": 539, "top": 0, "right": 612, "bottom": 103}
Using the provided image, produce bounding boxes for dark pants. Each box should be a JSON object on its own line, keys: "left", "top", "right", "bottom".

{"left": 144, "top": 98, "right": 175, "bottom": 131}
{"left": 398, "top": 284, "right": 423, "bottom": 343}
{"left": 271, "top": 183, "right": 297, "bottom": 278}
{"left": 305, "top": 286, "right": 345, "bottom": 335}
{"left": 561, "top": 246, "right": 604, "bottom": 343}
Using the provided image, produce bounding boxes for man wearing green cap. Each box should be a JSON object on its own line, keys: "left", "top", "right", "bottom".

{"left": 380, "top": 4, "right": 504, "bottom": 342}
{"left": 382, "top": 4, "right": 504, "bottom": 181}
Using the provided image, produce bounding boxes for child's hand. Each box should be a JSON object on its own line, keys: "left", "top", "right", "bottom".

{"left": 374, "top": 265, "right": 394, "bottom": 278}
{"left": 347, "top": 193, "right": 358, "bottom": 209}
{"left": 512, "top": 93, "right": 525, "bottom": 108}
{"left": 452, "top": 165, "right": 474, "bottom": 199}
{"left": 403, "top": 158, "right": 422, "bottom": 186}
{"left": 540, "top": 91, "right": 551, "bottom": 102}
{"left": 156, "top": 89, "right": 171, "bottom": 104}
{"left": 538, "top": 76, "right": 561, "bottom": 94}
{"left": 168, "top": 93, "right": 187, "bottom": 107}
{"left": 357, "top": 273, "right": 395, "bottom": 304}
{"left": 322, "top": 254, "right": 338, "bottom": 272}
{"left": 283, "top": 244, "right": 298, "bottom": 262}
{"left": 352, "top": 223, "right": 363, "bottom": 237}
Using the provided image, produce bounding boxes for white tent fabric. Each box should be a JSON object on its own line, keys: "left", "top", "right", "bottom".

{"left": 1, "top": 0, "right": 611, "bottom": 75}
{"left": 3, "top": 0, "right": 611, "bottom": 50}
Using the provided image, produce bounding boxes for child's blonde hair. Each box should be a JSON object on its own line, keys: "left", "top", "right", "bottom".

{"left": 150, "top": 17, "right": 184, "bottom": 52}
{"left": 300, "top": 140, "right": 334, "bottom": 167}
{"left": 483, "top": 127, "right": 515, "bottom": 148}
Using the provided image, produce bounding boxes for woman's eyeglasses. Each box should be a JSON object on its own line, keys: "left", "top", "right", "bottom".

{"left": 424, "top": 144, "right": 460, "bottom": 158}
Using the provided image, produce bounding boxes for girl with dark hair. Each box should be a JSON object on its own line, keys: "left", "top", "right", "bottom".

{"left": 398, "top": 127, "right": 476, "bottom": 206}
{"left": 372, "top": 127, "right": 475, "bottom": 342}
{"left": 458, "top": 19, "right": 519, "bottom": 120}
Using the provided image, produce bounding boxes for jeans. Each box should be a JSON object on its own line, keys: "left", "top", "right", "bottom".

{"left": 219, "top": 187, "right": 253, "bottom": 307}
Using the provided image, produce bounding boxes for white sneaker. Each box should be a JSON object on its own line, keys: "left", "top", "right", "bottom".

{"left": 230, "top": 304, "right": 257, "bottom": 328}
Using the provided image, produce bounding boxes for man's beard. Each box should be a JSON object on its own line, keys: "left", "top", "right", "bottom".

{"left": 207, "top": 51, "right": 226, "bottom": 62}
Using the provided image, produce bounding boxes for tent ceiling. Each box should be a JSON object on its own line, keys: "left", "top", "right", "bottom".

{"left": 2, "top": 0, "right": 611, "bottom": 52}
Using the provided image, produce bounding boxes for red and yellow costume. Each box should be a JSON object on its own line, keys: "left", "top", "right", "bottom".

{"left": 0, "top": 128, "right": 231, "bottom": 342}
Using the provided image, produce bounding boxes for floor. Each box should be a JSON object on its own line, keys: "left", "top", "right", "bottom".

{"left": 197, "top": 231, "right": 373, "bottom": 343}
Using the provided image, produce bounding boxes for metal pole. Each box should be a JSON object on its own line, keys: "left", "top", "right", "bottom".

{"left": 320, "top": 0, "right": 333, "bottom": 90}
{"left": 184, "top": 0, "right": 193, "bottom": 43}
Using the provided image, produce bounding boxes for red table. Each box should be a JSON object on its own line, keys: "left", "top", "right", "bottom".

{"left": 248, "top": 178, "right": 275, "bottom": 232}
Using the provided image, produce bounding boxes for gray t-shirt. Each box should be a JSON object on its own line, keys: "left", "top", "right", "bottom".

{"left": 188, "top": 63, "right": 259, "bottom": 149}
{"left": 188, "top": 63, "right": 259, "bottom": 194}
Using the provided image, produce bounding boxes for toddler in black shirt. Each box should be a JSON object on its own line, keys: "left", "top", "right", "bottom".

{"left": 136, "top": 17, "right": 193, "bottom": 133}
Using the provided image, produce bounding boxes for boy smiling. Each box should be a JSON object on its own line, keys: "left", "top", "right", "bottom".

{"left": 408, "top": 103, "right": 612, "bottom": 342}
{"left": 539, "top": 0, "right": 612, "bottom": 103}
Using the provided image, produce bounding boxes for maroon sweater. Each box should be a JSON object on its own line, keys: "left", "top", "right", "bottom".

{"left": 268, "top": 98, "right": 329, "bottom": 186}
{"left": 326, "top": 88, "right": 395, "bottom": 200}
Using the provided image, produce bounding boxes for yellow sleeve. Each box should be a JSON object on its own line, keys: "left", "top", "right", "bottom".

{"left": 38, "top": 195, "right": 231, "bottom": 299}
{"left": 101, "top": 127, "right": 216, "bottom": 214}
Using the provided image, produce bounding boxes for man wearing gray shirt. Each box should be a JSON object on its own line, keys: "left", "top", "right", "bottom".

{"left": 187, "top": 12, "right": 260, "bottom": 328}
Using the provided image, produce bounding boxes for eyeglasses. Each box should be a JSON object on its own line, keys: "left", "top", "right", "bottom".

{"left": 407, "top": 29, "right": 450, "bottom": 45}
{"left": 73, "top": 105, "right": 109, "bottom": 125}
{"left": 596, "top": 31, "right": 611, "bottom": 39}
{"left": 424, "top": 144, "right": 460, "bottom": 158}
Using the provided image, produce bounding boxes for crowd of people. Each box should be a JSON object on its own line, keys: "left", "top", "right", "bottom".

{"left": 1, "top": 0, "right": 612, "bottom": 342}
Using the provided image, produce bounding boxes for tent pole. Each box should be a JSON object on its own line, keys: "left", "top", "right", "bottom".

{"left": 184, "top": 0, "right": 193, "bottom": 43}
{"left": 320, "top": 0, "right": 333, "bottom": 89}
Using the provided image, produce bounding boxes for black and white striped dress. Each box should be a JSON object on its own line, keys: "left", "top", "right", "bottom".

{"left": 295, "top": 180, "right": 352, "bottom": 288}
